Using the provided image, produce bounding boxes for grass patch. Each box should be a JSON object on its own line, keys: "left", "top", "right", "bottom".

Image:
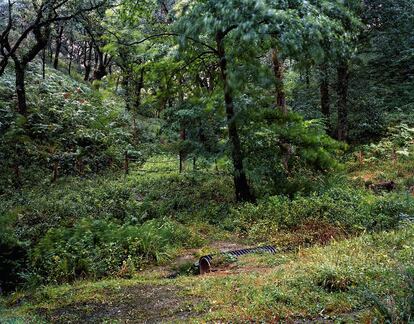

{"left": 180, "top": 224, "right": 414, "bottom": 322}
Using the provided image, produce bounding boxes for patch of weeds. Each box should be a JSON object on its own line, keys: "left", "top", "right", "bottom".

{"left": 364, "top": 267, "right": 414, "bottom": 323}
{"left": 237, "top": 253, "right": 294, "bottom": 268}
{"left": 316, "top": 266, "right": 356, "bottom": 293}
{"left": 263, "top": 287, "right": 293, "bottom": 305}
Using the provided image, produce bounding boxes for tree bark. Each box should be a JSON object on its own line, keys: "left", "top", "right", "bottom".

{"left": 11, "top": 21, "right": 50, "bottom": 116}
{"left": 53, "top": 26, "right": 64, "bottom": 69}
{"left": 15, "top": 61, "right": 27, "bottom": 116}
{"left": 68, "top": 43, "right": 74, "bottom": 75}
{"left": 337, "top": 61, "right": 350, "bottom": 141}
{"left": 216, "top": 31, "right": 254, "bottom": 202}
{"left": 92, "top": 51, "right": 107, "bottom": 81}
{"left": 93, "top": 62, "right": 106, "bottom": 81}
{"left": 48, "top": 42, "right": 53, "bottom": 63}
{"left": 272, "top": 47, "right": 293, "bottom": 172}
{"left": 0, "top": 59, "right": 8, "bottom": 76}
{"left": 41, "top": 47, "right": 46, "bottom": 79}
{"left": 271, "top": 48, "right": 287, "bottom": 114}
{"left": 84, "top": 41, "right": 93, "bottom": 81}
{"left": 178, "top": 77, "right": 186, "bottom": 173}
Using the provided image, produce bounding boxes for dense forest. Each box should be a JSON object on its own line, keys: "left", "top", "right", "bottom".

{"left": 0, "top": 0, "right": 413, "bottom": 322}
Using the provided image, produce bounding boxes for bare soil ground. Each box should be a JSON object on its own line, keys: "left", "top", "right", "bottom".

{"left": 36, "top": 284, "right": 200, "bottom": 323}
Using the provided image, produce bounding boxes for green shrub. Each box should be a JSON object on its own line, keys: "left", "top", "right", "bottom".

{"left": 0, "top": 64, "right": 132, "bottom": 192}
{"left": 5, "top": 169, "right": 234, "bottom": 245}
{"left": 0, "top": 212, "right": 28, "bottom": 293}
{"left": 242, "top": 109, "right": 344, "bottom": 197}
{"left": 369, "top": 194, "right": 414, "bottom": 230}
{"left": 231, "top": 187, "right": 414, "bottom": 241}
{"left": 31, "top": 218, "right": 200, "bottom": 284}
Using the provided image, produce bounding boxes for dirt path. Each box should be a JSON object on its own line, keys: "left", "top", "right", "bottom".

{"left": 38, "top": 284, "right": 200, "bottom": 323}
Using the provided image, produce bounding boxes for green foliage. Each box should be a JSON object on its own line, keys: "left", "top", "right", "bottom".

{"left": 0, "top": 157, "right": 235, "bottom": 288}
{"left": 163, "top": 98, "right": 226, "bottom": 164}
{"left": 1, "top": 5, "right": 413, "bottom": 322}
{"left": 0, "top": 160, "right": 233, "bottom": 245}
{"left": 131, "top": 171, "right": 234, "bottom": 224}
{"left": 31, "top": 218, "right": 199, "bottom": 284}
{"left": 243, "top": 109, "right": 343, "bottom": 197}
{"left": 365, "top": 267, "right": 414, "bottom": 323}
{"left": 231, "top": 186, "right": 414, "bottom": 241}
{"left": 0, "top": 65, "right": 133, "bottom": 191}
{"left": 362, "top": 123, "right": 414, "bottom": 163}
{"left": 316, "top": 265, "right": 356, "bottom": 293}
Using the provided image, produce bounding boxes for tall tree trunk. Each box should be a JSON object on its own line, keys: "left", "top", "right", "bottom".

{"left": 10, "top": 23, "right": 50, "bottom": 115}
{"left": 84, "top": 42, "right": 92, "bottom": 81}
{"left": 124, "top": 151, "right": 129, "bottom": 175}
{"left": 271, "top": 48, "right": 287, "bottom": 114}
{"left": 84, "top": 64, "right": 91, "bottom": 81}
{"left": 92, "top": 51, "right": 107, "bottom": 81}
{"left": 15, "top": 61, "right": 27, "bottom": 116}
{"left": 320, "top": 64, "right": 331, "bottom": 131}
{"left": 53, "top": 26, "right": 64, "bottom": 69}
{"left": 0, "top": 57, "right": 8, "bottom": 76}
{"left": 337, "top": 61, "right": 350, "bottom": 141}
{"left": 216, "top": 31, "right": 254, "bottom": 202}
{"left": 41, "top": 47, "right": 46, "bottom": 79}
{"left": 68, "top": 43, "right": 74, "bottom": 75}
{"left": 52, "top": 160, "right": 58, "bottom": 182}
{"left": 93, "top": 63, "right": 106, "bottom": 81}
{"left": 306, "top": 68, "right": 310, "bottom": 88}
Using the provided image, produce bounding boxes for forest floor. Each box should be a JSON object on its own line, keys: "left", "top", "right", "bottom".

{"left": 1, "top": 222, "right": 413, "bottom": 323}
